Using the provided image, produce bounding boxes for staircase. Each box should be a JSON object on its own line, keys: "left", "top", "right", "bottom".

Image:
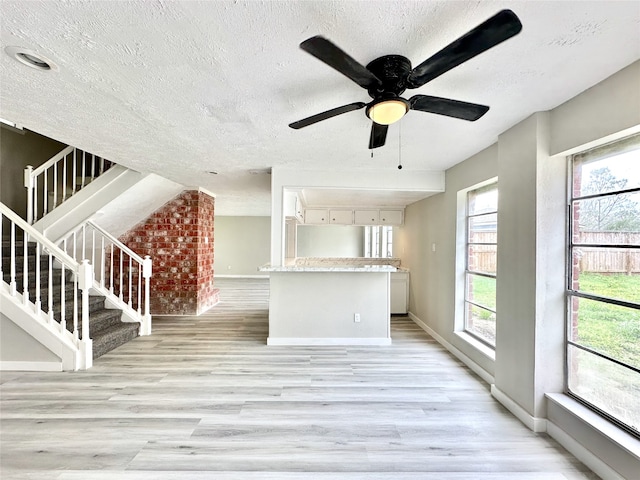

{"left": 1, "top": 143, "right": 157, "bottom": 371}
{"left": 1, "top": 240, "right": 139, "bottom": 359}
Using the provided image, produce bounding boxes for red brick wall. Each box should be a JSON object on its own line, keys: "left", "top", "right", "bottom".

{"left": 117, "top": 190, "right": 218, "bottom": 315}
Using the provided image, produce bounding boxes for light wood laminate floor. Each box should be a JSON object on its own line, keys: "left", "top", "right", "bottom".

{"left": 1, "top": 278, "right": 597, "bottom": 479}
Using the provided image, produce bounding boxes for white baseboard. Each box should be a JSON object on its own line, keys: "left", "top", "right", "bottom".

{"left": 267, "top": 337, "right": 392, "bottom": 346}
{"left": 546, "top": 421, "right": 627, "bottom": 480}
{"left": 408, "top": 311, "right": 494, "bottom": 385}
{"left": 0, "top": 361, "right": 62, "bottom": 372}
{"left": 215, "top": 274, "right": 269, "bottom": 279}
{"left": 490, "top": 385, "right": 547, "bottom": 432}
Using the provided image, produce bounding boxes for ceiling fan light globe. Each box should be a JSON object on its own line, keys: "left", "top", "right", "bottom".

{"left": 367, "top": 99, "right": 408, "bottom": 125}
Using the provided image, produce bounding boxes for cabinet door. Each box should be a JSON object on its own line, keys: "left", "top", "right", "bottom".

{"left": 329, "top": 209, "right": 353, "bottom": 225}
{"left": 390, "top": 272, "right": 409, "bottom": 314}
{"left": 304, "top": 209, "right": 328, "bottom": 224}
{"left": 354, "top": 209, "right": 379, "bottom": 225}
{"left": 380, "top": 209, "right": 404, "bottom": 225}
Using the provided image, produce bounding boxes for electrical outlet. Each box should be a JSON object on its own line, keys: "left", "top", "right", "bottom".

{"left": 354, "top": 313, "right": 361, "bottom": 323}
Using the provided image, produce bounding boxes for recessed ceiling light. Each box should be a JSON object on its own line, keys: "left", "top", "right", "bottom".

{"left": 5, "top": 46, "right": 58, "bottom": 71}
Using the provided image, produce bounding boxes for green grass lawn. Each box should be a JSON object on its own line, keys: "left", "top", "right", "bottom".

{"left": 574, "top": 272, "right": 640, "bottom": 367}
{"left": 468, "top": 272, "right": 640, "bottom": 367}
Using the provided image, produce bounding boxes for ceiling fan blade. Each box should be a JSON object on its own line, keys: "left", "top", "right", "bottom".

{"left": 407, "top": 9, "right": 522, "bottom": 88}
{"left": 409, "top": 95, "right": 489, "bottom": 121}
{"left": 300, "top": 36, "right": 383, "bottom": 90}
{"left": 369, "top": 122, "right": 388, "bottom": 149}
{"left": 289, "top": 102, "right": 366, "bottom": 129}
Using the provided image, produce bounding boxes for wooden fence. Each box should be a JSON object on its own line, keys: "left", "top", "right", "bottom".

{"left": 470, "top": 231, "right": 640, "bottom": 274}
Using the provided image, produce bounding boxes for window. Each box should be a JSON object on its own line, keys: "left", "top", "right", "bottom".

{"left": 364, "top": 226, "right": 393, "bottom": 258}
{"left": 464, "top": 182, "right": 498, "bottom": 346}
{"left": 567, "top": 133, "right": 640, "bottom": 436}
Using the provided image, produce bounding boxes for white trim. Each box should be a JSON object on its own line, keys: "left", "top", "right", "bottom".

{"left": 491, "top": 385, "right": 547, "bottom": 432}
{"left": 546, "top": 422, "right": 627, "bottom": 480}
{"left": 267, "top": 337, "right": 392, "bottom": 346}
{"left": 409, "top": 311, "right": 495, "bottom": 385}
{"left": 215, "top": 274, "right": 269, "bottom": 279}
{"left": 0, "top": 361, "right": 62, "bottom": 372}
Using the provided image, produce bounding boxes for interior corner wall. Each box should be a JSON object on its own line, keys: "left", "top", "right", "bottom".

{"left": 398, "top": 143, "right": 499, "bottom": 376}
{"left": 0, "top": 127, "right": 66, "bottom": 219}
{"left": 118, "top": 190, "right": 216, "bottom": 316}
{"left": 213, "top": 216, "right": 271, "bottom": 276}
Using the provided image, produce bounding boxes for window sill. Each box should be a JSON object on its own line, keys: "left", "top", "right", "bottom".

{"left": 453, "top": 331, "right": 495, "bottom": 361}
{"left": 546, "top": 393, "right": 640, "bottom": 458}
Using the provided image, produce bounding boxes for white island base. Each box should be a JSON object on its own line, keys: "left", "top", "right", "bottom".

{"left": 263, "top": 267, "right": 393, "bottom": 346}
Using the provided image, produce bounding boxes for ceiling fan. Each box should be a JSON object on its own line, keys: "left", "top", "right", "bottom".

{"left": 289, "top": 9, "right": 522, "bottom": 149}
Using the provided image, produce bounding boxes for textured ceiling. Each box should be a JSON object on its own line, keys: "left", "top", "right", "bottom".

{"left": 1, "top": 1, "right": 639, "bottom": 215}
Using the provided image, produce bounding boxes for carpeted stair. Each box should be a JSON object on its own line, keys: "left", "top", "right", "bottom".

{"left": 1, "top": 240, "right": 139, "bottom": 359}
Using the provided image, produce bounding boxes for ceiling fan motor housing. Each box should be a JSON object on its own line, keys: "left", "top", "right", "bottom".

{"left": 365, "top": 55, "right": 412, "bottom": 99}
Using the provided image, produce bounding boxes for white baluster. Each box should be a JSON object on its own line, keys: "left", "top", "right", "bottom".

{"left": 72, "top": 149, "right": 77, "bottom": 194}
{"left": 119, "top": 247, "right": 123, "bottom": 301}
{"left": 100, "top": 236, "right": 105, "bottom": 289}
{"left": 9, "top": 222, "right": 16, "bottom": 295}
{"left": 99, "top": 156, "right": 105, "bottom": 175}
{"left": 24, "top": 166, "right": 34, "bottom": 224}
{"left": 43, "top": 169, "right": 48, "bottom": 214}
{"left": 53, "top": 161, "right": 58, "bottom": 209}
{"left": 128, "top": 256, "right": 133, "bottom": 307}
{"left": 91, "top": 153, "right": 96, "bottom": 180}
{"left": 22, "top": 231, "right": 28, "bottom": 306}
{"left": 48, "top": 252, "right": 54, "bottom": 324}
{"left": 137, "top": 262, "right": 142, "bottom": 315}
{"left": 81, "top": 151, "right": 86, "bottom": 188}
{"left": 34, "top": 242, "right": 41, "bottom": 313}
{"left": 73, "top": 273, "right": 79, "bottom": 341}
{"left": 60, "top": 264, "right": 66, "bottom": 332}
{"left": 62, "top": 153, "right": 68, "bottom": 202}
{"left": 109, "top": 243, "right": 114, "bottom": 294}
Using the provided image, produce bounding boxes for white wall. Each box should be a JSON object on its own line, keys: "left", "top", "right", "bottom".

{"left": 296, "top": 225, "right": 364, "bottom": 258}
{"left": 397, "top": 60, "right": 640, "bottom": 478}
{"left": 1, "top": 313, "right": 61, "bottom": 363}
{"left": 214, "top": 216, "right": 270, "bottom": 276}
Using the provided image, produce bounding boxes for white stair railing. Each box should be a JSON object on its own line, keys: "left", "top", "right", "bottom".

{"left": 1, "top": 202, "right": 94, "bottom": 369}
{"left": 24, "top": 146, "right": 113, "bottom": 224}
{"left": 58, "top": 221, "right": 152, "bottom": 336}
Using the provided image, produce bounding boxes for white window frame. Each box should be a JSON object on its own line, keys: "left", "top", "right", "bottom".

{"left": 566, "top": 134, "right": 640, "bottom": 436}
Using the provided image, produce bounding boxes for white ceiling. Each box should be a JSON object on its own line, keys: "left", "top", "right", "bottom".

{"left": 1, "top": 1, "right": 639, "bottom": 216}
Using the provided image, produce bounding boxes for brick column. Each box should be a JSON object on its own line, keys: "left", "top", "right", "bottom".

{"left": 118, "top": 190, "right": 219, "bottom": 315}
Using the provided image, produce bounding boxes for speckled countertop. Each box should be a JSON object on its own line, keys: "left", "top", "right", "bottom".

{"left": 259, "top": 264, "right": 397, "bottom": 272}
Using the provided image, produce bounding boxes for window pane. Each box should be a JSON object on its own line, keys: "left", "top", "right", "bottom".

{"left": 568, "top": 345, "right": 640, "bottom": 434}
{"left": 573, "top": 192, "right": 640, "bottom": 235}
{"left": 468, "top": 244, "right": 497, "bottom": 274}
{"left": 468, "top": 185, "right": 498, "bottom": 215}
{"left": 466, "top": 273, "right": 496, "bottom": 310}
{"left": 569, "top": 296, "right": 640, "bottom": 367}
{"left": 468, "top": 213, "right": 497, "bottom": 243}
{"left": 571, "top": 247, "right": 640, "bottom": 295}
{"left": 465, "top": 303, "right": 496, "bottom": 345}
{"left": 573, "top": 148, "right": 640, "bottom": 197}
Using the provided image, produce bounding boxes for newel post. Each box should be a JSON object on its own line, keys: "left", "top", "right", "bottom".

{"left": 24, "top": 165, "right": 34, "bottom": 224}
{"left": 140, "top": 255, "right": 153, "bottom": 336}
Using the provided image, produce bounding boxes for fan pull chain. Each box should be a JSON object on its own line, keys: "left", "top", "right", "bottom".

{"left": 398, "top": 121, "right": 403, "bottom": 170}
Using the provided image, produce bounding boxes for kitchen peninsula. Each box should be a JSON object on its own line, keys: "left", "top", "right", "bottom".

{"left": 260, "top": 260, "right": 396, "bottom": 346}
